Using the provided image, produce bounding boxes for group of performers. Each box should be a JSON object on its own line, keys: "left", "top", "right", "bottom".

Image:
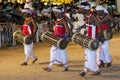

{"left": 79, "top": 5, "right": 113, "bottom": 77}
{"left": 13, "top": 0, "right": 113, "bottom": 77}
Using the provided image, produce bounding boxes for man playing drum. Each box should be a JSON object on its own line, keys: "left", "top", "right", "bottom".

{"left": 20, "top": 10, "right": 38, "bottom": 66}
{"left": 43, "top": 6, "right": 72, "bottom": 72}
{"left": 80, "top": 5, "right": 100, "bottom": 77}
{"left": 95, "top": 5, "right": 113, "bottom": 68}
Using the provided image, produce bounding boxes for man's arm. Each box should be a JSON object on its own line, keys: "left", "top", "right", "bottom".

{"left": 65, "top": 17, "right": 73, "bottom": 35}
{"left": 62, "top": 19, "right": 71, "bottom": 36}
{"left": 31, "top": 18, "right": 38, "bottom": 36}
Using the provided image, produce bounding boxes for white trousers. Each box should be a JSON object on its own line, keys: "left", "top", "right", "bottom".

{"left": 101, "top": 40, "right": 112, "bottom": 63}
{"left": 84, "top": 49, "right": 99, "bottom": 72}
{"left": 23, "top": 42, "right": 37, "bottom": 63}
{"left": 96, "top": 42, "right": 102, "bottom": 65}
{"left": 49, "top": 46, "right": 68, "bottom": 69}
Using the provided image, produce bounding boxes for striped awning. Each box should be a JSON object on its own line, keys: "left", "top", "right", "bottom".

{"left": 40, "top": 0, "right": 72, "bottom": 4}
{"left": 0, "top": 0, "right": 72, "bottom": 4}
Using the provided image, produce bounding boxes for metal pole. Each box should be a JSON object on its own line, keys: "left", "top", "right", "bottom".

{"left": 36, "top": 23, "right": 39, "bottom": 43}
{"left": 0, "top": 31, "right": 1, "bottom": 48}
{"left": 12, "top": 24, "right": 16, "bottom": 46}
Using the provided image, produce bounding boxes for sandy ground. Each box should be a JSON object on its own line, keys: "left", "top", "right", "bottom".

{"left": 0, "top": 32, "right": 120, "bottom": 80}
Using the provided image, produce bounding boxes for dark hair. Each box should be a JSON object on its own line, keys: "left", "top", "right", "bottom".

{"left": 23, "top": 12, "right": 31, "bottom": 18}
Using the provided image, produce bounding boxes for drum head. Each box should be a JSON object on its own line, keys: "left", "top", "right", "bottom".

{"left": 104, "top": 30, "right": 113, "bottom": 40}
{"left": 72, "top": 33, "right": 82, "bottom": 43}
{"left": 24, "top": 36, "right": 32, "bottom": 44}
{"left": 89, "top": 39, "right": 99, "bottom": 50}
{"left": 57, "top": 39, "right": 68, "bottom": 50}
{"left": 41, "top": 32, "right": 47, "bottom": 41}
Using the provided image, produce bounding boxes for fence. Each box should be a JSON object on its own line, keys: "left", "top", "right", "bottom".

{"left": 0, "top": 22, "right": 45, "bottom": 48}
{"left": 0, "top": 23, "right": 15, "bottom": 48}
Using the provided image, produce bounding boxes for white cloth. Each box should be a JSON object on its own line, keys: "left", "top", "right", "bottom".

{"left": 84, "top": 48, "right": 99, "bottom": 72}
{"left": 65, "top": 13, "right": 70, "bottom": 20}
{"left": 23, "top": 42, "right": 37, "bottom": 63}
{"left": 24, "top": 2, "right": 33, "bottom": 10}
{"left": 96, "top": 5, "right": 109, "bottom": 14}
{"left": 72, "top": 13, "right": 86, "bottom": 34}
{"left": 21, "top": 9, "right": 32, "bottom": 15}
{"left": 72, "top": 21, "right": 79, "bottom": 33}
{"left": 96, "top": 42, "right": 102, "bottom": 65}
{"left": 43, "top": 8, "right": 51, "bottom": 13}
{"left": 52, "top": 7, "right": 63, "bottom": 13}
{"left": 42, "top": 8, "right": 51, "bottom": 17}
{"left": 72, "top": 13, "right": 77, "bottom": 19}
{"left": 81, "top": 6, "right": 90, "bottom": 10}
{"left": 83, "top": 24, "right": 99, "bottom": 72}
{"left": 49, "top": 46, "right": 68, "bottom": 68}
{"left": 96, "top": 40, "right": 112, "bottom": 65}
{"left": 76, "top": 13, "right": 85, "bottom": 27}
{"left": 101, "top": 40, "right": 112, "bottom": 63}
{"left": 72, "top": 21, "right": 86, "bottom": 34}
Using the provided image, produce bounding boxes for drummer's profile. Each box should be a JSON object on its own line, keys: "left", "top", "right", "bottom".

{"left": 20, "top": 10, "right": 38, "bottom": 66}
{"left": 43, "top": 6, "right": 72, "bottom": 72}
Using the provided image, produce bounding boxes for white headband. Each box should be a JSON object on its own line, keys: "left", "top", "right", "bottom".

{"left": 96, "top": 5, "right": 109, "bottom": 14}
{"left": 96, "top": 5, "right": 104, "bottom": 10}
{"left": 22, "top": 9, "right": 32, "bottom": 15}
{"left": 81, "top": 6, "right": 90, "bottom": 10}
{"left": 52, "top": 7, "right": 63, "bottom": 13}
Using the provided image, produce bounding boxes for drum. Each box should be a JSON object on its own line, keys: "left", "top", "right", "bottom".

{"left": 72, "top": 33, "right": 99, "bottom": 50}
{"left": 41, "top": 31, "right": 68, "bottom": 50}
{"left": 13, "top": 31, "right": 32, "bottom": 44}
{"left": 98, "top": 30, "right": 113, "bottom": 42}
{"left": 103, "top": 30, "right": 113, "bottom": 40}
{"left": 97, "top": 25, "right": 113, "bottom": 41}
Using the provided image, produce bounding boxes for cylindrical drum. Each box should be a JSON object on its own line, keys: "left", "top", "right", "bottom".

{"left": 98, "top": 30, "right": 113, "bottom": 42}
{"left": 72, "top": 33, "right": 99, "bottom": 50}
{"left": 41, "top": 31, "right": 68, "bottom": 50}
{"left": 13, "top": 31, "right": 32, "bottom": 44}
{"left": 103, "top": 30, "right": 113, "bottom": 40}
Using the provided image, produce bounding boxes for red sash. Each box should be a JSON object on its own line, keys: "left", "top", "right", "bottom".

{"left": 22, "top": 25, "right": 33, "bottom": 36}
{"left": 54, "top": 25, "right": 65, "bottom": 38}
{"left": 87, "top": 26, "right": 92, "bottom": 38}
{"left": 96, "top": 24, "right": 110, "bottom": 36}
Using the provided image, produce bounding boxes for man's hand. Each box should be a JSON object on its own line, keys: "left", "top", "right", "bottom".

{"left": 29, "top": 34, "right": 35, "bottom": 40}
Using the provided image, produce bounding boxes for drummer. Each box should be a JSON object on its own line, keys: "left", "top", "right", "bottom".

{"left": 43, "top": 6, "right": 72, "bottom": 72}
{"left": 20, "top": 10, "right": 38, "bottom": 66}
{"left": 80, "top": 4, "right": 100, "bottom": 77}
{"left": 95, "top": 5, "right": 113, "bottom": 68}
